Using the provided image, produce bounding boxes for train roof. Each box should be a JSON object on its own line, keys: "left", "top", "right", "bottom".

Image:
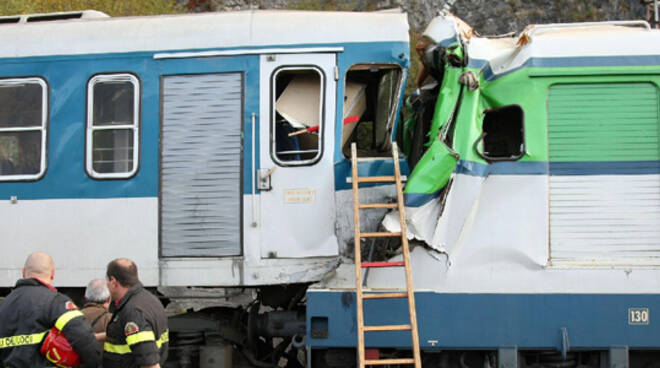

{"left": 0, "top": 10, "right": 410, "bottom": 59}
{"left": 423, "top": 15, "right": 660, "bottom": 80}
{"left": 469, "top": 22, "right": 660, "bottom": 60}
{"left": 455, "top": 20, "right": 660, "bottom": 78}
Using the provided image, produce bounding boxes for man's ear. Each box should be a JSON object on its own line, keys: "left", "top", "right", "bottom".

{"left": 21, "top": 267, "right": 26, "bottom": 278}
{"left": 49, "top": 268, "right": 55, "bottom": 282}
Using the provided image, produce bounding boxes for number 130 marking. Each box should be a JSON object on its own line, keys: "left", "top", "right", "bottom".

{"left": 628, "top": 307, "right": 650, "bottom": 325}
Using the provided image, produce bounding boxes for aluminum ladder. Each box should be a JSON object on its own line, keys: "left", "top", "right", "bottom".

{"left": 350, "top": 142, "right": 422, "bottom": 368}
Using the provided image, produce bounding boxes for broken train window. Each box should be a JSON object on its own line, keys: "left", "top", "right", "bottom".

{"left": 341, "top": 64, "right": 403, "bottom": 158}
{"left": 0, "top": 78, "right": 47, "bottom": 181}
{"left": 272, "top": 67, "right": 324, "bottom": 166}
{"left": 476, "top": 104, "right": 525, "bottom": 162}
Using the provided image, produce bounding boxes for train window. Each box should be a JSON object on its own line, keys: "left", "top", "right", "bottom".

{"left": 341, "top": 64, "right": 403, "bottom": 158}
{"left": 86, "top": 73, "right": 140, "bottom": 179}
{"left": 272, "top": 67, "right": 324, "bottom": 166}
{"left": 0, "top": 78, "right": 47, "bottom": 181}
{"left": 474, "top": 105, "right": 525, "bottom": 162}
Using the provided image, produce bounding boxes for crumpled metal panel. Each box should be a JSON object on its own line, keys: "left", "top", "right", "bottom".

{"left": 161, "top": 73, "right": 242, "bottom": 257}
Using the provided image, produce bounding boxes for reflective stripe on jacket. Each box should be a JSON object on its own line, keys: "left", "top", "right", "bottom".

{"left": 103, "top": 283, "right": 168, "bottom": 368}
{"left": 0, "top": 278, "right": 101, "bottom": 368}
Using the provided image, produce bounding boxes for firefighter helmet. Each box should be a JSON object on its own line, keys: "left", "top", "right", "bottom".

{"left": 40, "top": 327, "right": 81, "bottom": 368}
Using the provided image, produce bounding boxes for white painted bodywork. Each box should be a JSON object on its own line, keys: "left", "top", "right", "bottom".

{"left": 0, "top": 195, "right": 339, "bottom": 288}
{"left": 325, "top": 174, "right": 660, "bottom": 294}
{"left": 382, "top": 196, "right": 443, "bottom": 245}
{"left": 0, "top": 10, "right": 409, "bottom": 58}
{"left": 382, "top": 174, "right": 486, "bottom": 255}
{"left": 258, "top": 53, "right": 338, "bottom": 258}
{"left": 550, "top": 175, "right": 660, "bottom": 267}
{"left": 161, "top": 196, "right": 338, "bottom": 286}
{"left": 465, "top": 23, "right": 660, "bottom": 77}
{"left": 0, "top": 197, "right": 158, "bottom": 287}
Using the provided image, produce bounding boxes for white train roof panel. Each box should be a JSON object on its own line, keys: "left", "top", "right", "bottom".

{"left": 0, "top": 10, "right": 409, "bottom": 58}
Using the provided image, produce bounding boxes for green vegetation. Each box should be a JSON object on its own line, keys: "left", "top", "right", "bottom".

{"left": 0, "top": 0, "right": 184, "bottom": 16}
{"left": 287, "top": 0, "right": 383, "bottom": 11}
{"left": 288, "top": 0, "right": 356, "bottom": 11}
{"left": 556, "top": 0, "right": 626, "bottom": 22}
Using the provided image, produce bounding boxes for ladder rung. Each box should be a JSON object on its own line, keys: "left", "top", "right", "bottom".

{"left": 357, "top": 176, "right": 396, "bottom": 183}
{"left": 365, "top": 358, "right": 416, "bottom": 366}
{"left": 361, "top": 261, "right": 405, "bottom": 268}
{"left": 364, "top": 324, "right": 411, "bottom": 332}
{"left": 359, "top": 203, "right": 398, "bottom": 209}
{"left": 362, "top": 292, "right": 408, "bottom": 299}
{"left": 360, "top": 232, "right": 401, "bottom": 238}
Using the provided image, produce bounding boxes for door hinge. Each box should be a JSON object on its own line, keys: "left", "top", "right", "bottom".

{"left": 334, "top": 66, "right": 339, "bottom": 81}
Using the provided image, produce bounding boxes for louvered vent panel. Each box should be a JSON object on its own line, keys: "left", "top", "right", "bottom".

{"left": 161, "top": 73, "right": 243, "bottom": 257}
{"left": 548, "top": 83, "right": 660, "bottom": 266}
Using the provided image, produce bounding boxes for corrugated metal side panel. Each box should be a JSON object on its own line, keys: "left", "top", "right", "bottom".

{"left": 548, "top": 82, "right": 660, "bottom": 266}
{"left": 161, "top": 73, "right": 242, "bottom": 257}
{"left": 548, "top": 83, "right": 659, "bottom": 161}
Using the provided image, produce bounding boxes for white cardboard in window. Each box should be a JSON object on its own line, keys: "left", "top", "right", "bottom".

{"left": 275, "top": 75, "right": 321, "bottom": 129}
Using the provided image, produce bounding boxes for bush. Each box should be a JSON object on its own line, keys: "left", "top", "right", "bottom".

{"left": 0, "top": 0, "right": 184, "bottom": 17}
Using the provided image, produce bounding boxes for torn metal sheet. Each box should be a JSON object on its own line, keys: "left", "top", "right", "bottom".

{"left": 392, "top": 13, "right": 660, "bottom": 268}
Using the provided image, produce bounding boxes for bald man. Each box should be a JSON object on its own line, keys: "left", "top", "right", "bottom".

{"left": 103, "top": 258, "right": 168, "bottom": 368}
{"left": 0, "top": 252, "right": 101, "bottom": 368}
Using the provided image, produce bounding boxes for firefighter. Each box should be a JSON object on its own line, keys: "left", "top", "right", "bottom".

{"left": 0, "top": 252, "right": 101, "bottom": 368}
{"left": 103, "top": 258, "right": 168, "bottom": 368}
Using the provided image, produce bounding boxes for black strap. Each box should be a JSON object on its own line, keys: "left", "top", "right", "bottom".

{"left": 90, "top": 311, "right": 109, "bottom": 329}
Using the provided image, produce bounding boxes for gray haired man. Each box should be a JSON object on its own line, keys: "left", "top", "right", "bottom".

{"left": 81, "top": 279, "right": 112, "bottom": 335}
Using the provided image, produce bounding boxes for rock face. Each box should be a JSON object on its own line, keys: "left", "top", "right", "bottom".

{"left": 449, "top": 0, "right": 651, "bottom": 35}
{"left": 184, "top": 0, "right": 654, "bottom": 33}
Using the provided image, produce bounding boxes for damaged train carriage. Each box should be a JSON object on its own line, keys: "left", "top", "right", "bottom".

{"left": 307, "top": 15, "right": 660, "bottom": 367}
{"left": 0, "top": 10, "right": 410, "bottom": 367}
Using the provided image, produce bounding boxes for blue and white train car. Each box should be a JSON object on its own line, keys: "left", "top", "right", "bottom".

{"left": 0, "top": 9, "right": 410, "bottom": 366}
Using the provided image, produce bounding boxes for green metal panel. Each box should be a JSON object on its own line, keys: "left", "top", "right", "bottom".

{"left": 548, "top": 82, "right": 660, "bottom": 266}
{"left": 548, "top": 83, "right": 660, "bottom": 162}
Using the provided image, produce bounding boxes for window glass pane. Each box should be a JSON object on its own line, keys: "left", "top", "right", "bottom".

{"left": 0, "top": 131, "right": 42, "bottom": 175}
{"left": 0, "top": 83, "right": 43, "bottom": 128}
{"left": 273, "top": 69, "right": 321, "bottom": 163}
{"left": 342, "top": 65, "right": 402, "bottom": 158}
{"left": 374, "top": 69, "right": 400, "bottom": 150}
{"left": 92, "top": 129, "right": 134, "bottom": 174}
{"left": 93, "top": 81, "right": 134, "bottom": 126}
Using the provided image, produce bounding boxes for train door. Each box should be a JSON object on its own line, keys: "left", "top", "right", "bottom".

{"left": 160, "top": 72, "right": 245, "bottom": 257}
{"left": 258, "top": 53, "right": 338, "bottom": 258}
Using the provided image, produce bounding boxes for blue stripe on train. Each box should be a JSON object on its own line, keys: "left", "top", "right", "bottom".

{"left": 336, "top": 159, "right": 660, "bottom": 207}
{"left": 550, "top": 161, "right": 660, "bottom": 175}
{"left": 307, "top": 291, "right": 660, "bottom": 350}
{"left": 0, "top": 41, "right": 408, "bottom": 200}
{"left": 0, "top": 52, "right": 261, "bottom": 200}
{"left": 454, "top": 160, "right": 660, "bottom": 177}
